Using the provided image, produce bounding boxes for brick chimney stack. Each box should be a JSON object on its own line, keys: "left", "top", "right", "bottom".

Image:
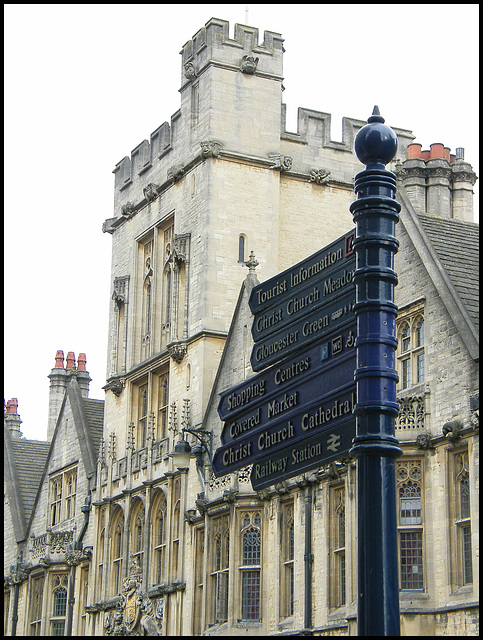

{"left": 76, "top": 353, "right": 92, "bottom": 398}
{"left": 4, "top": 397, "right": 23, "bottom": 438}
{"left": 401, "top": 142, "right": 477, "bottom": 221}
{"left": 47, "top": 350, "right": 69, "bottom": 441}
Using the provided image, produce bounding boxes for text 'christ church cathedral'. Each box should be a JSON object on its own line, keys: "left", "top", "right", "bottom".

{"left": 4, "top": 17, "right": 479, "bottom": 636}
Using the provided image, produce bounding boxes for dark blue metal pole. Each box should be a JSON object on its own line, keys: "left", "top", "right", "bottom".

{"left": 349, "top": 107, "right": 402, "bottom": 636}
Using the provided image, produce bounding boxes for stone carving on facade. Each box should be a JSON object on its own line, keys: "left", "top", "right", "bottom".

{"left": 240, "top": 54, "right": 259, "bottom": 74}
{"left": 200, "top": 140, "right": 222, "bottom": 158}
{"left": 121, "top": 201, "right": 135, "bottom": 218}
{"left": 167, "top": 164, "right": 184, "bottom": 183}
{"left": 168, "top": 341, "right": 187, "bottom": 363}
{"left": 222, "top": 488, "right": 239, "bottom": 503}
{"left": 416, "top": 432, "right": 434, "bottom": 450}
{"left": 451, "top": 167, "right": 478, "bottom": 185}
{"left": 30, "top": 530, "right": 75, "bottom": 560}
{"left": 237, "top": 465, "right": 252, "bottom": 484}
{"left": 105, "top": 378, "right": 125, "bottom": 397}
{"left": 65, "top": 548, "right": 89, "bottom": 566}
{"left": 105, "top": 557, "right": 161, "bottom": 635}
{"left": 396, "top": 394, "right": 426, "bottom": 430}
{"left": 195, "top": 495, "right": 210, "bottom": 516}
{"left": 308, "top": 168, "right": 331, "bottom": 184}
{"left": 442, "top": 418, "right": 463, "bottom": 441}
{"left": 172, "top": 233, "right": 190, "bottom": 262}
{"left": 269, "top": 154, "right": 293, "bottom": 172}
{"left": 470, "top": 409, "right": 479, "bottom": 429}
{"left": 184, "top": 508, "right": 198, "bottom": 524}
{"left": 112, "top": 276, "right": 129, "bottom": 305}
{"left": 168, "top": 401, "right": 178, "bottom": 436}
{"left": 143, "top": 182, "right": 159, "bottom": 203}
{"left": 184, "top": 61, "right": 197, "bottom": 81}
{"left": 9, "top": 554, "right": 30, "bottom": 584}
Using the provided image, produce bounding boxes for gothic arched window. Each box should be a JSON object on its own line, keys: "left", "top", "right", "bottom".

{"left": 240, "top": 512, "right": 261, "bottom": 621}
{"left": 152, "top": 492, "right": 167, "bottom": 586}
{"left": 397, "top": 309, "right": 425, "bottom": 390}
{"left": 396, "top": 460, "right": 424, "bottom": 590}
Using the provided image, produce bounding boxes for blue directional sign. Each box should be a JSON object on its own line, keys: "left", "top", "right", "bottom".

{"left": 212, "top": 229, "right": 358, "bottom": 487}
{"left": 221, "top": 350, "right": 355, "bottom": 445}
{"left": 251, "top": 256, "right": 355, "bottom": 343}
{"left": 250, "top": 419, "right": 356, "bottom": 490}
{"left": 218, "top": 322, "right": 357, "bottom": 423}
{"left": 212, "top": 382, "right": 356, "bottom": 477}
{"left": 249, "top": 229, "right": 355, "bottom": 316}
{"left": 250, "top": 288, "right": 355, "bottom": 372}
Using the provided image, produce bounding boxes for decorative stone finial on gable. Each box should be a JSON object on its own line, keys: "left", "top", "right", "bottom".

{"left": 245, "top": 251, "right": 259, "bottom": 273}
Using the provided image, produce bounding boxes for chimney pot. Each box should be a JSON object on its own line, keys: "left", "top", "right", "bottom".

{"left": 66, "top": 352, "right": 76, "bottom": 369}
{"left": 408, "top": 143, "right": 422, "bottom": 159}
{"left": 77, "top": 353, "right": 87, "bottom": 371}
{"left": 455, "top": 147, "right": 465, "bottom": 161}
{"left": 6, "top": 398, "right": 18, "bottom": 414}
{"left": 443, "top": 147, "right": 451, "bottom": 162}
{"left": 421, "top": 150, "right": 430, "bottom": 161}
{"left": 430, "top": 143, "right": 444, "bottom": 159}
{"left": 55, "top": 350, "right": 65, "bottom": 368}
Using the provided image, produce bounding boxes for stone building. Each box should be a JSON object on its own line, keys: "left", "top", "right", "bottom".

{"left": 4, "top": 17, "right": 478, "bottom": 636}
{"left": 4, "top": 353, "right": 104, "bottom": 636}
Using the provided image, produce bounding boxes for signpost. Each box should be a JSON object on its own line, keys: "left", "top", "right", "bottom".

{"left": 250, "top": 288, "right": 355, "bottom": 372}
{"left": 349, "top": 107, "right": 402, "bottom": 636}
{"left": 251, "top": 257, "right": 355, "bottom": 342}
{"left": 218, "top": 323, "right": 356, "bottom": 424}
{"left": 248, "top": 230, "right": 354, "bottom": 316}
{"left": 250, "top": 419, "right": 355, "bottom": 490}
{"left": 212, "top": 381, "right": 356, "bottom": 476}
{"left": 211, "top": 106, "right": 402, "bottom": 636}
{"left": 213, "top": 228, "right": 357, "bottom": 483}
{"left": 219, "top": 324, "right": 356, "bottom": 443}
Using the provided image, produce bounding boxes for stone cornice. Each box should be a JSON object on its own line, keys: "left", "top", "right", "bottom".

{"left": 103, "top": 145, "right": 353, "bottom": 233}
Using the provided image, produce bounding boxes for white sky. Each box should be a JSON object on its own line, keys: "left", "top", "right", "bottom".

{"left": 4, "top": 4, "right": 479, "bottom": 441}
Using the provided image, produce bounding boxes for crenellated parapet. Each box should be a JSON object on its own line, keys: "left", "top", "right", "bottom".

{"left": 281, "top": 105, "right": 415, "bottom": 177}
{"left": 105, "top": 18, "right": 418, "bottom": 233}
{"left": 180, "top": 18, "right": 284, "bottom": 88}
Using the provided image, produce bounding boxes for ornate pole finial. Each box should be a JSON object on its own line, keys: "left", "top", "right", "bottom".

{"left": 354, "top": 106, "right": 398, "bottom": 170}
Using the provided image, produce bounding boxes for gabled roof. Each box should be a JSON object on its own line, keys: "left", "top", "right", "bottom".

{"left": 4, "top": 377, "right": 104, "bottom": 545}
{"left": 417, "top": 214, "right": 479, "bottom": 332}
{"left": 4, "top": 431, "right": 50, "bottom": 544}
{"left": 83, "top": 398, "right": 105, "bottom": 457}
{"left": 201, "top": 270, "right": 259, "bottom": 434}
{"left": 398, "top": 186, "right": 479, "bottom": 360}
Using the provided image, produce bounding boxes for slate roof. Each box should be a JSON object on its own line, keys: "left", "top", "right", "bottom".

{"left": 417, "top": 214, "right": 479, "bottom": 332}
{"left": 4, "top": 386, "right": 104, "bottom": 545}
{"left": 83, "top": 398, "right": 105, "bottom": 458}
{"left": 398, "top": 187, "right": 479, "bottom": 360}
{"left": 8, "top": 437, "right": 50, "bottom": 528}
